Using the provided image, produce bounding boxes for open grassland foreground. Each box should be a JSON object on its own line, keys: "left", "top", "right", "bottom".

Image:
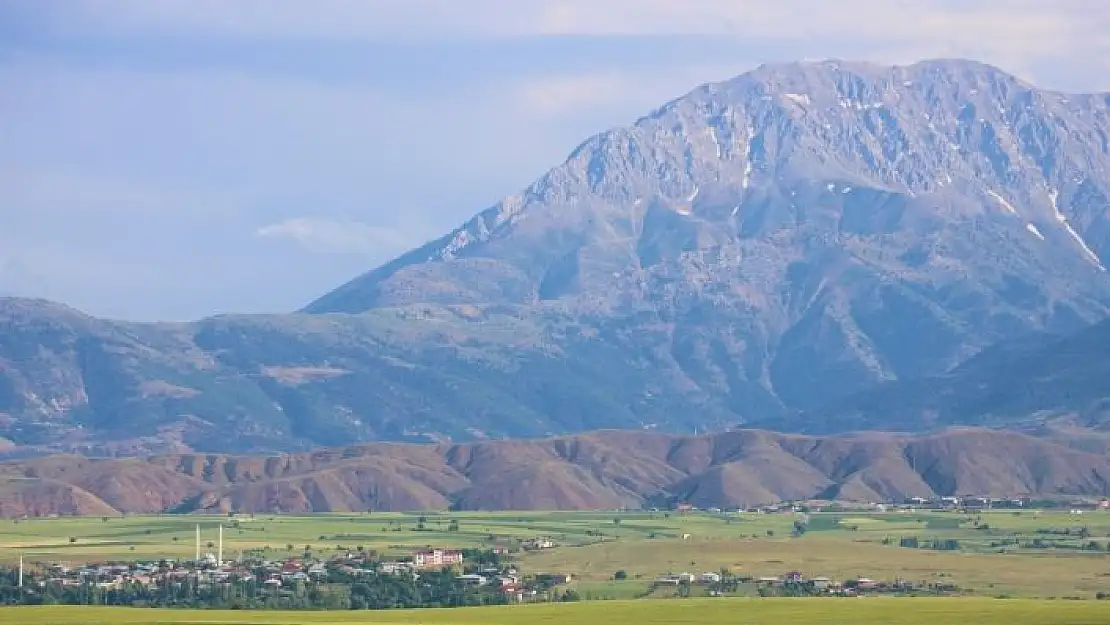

{"left": 4, "top": 599, "right": 1110, "bottom": 625}
{"left": 5, "top": 509, "right": 1110, "bottom": 600}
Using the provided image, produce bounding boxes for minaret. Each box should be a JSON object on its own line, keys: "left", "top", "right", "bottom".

{"left": 18, "top": 553, "right": 23, "bottom": 588}
{"left": 218, "top": 525, "right": 223, "bottom": 566}
{"left": 195, "top": 524, "right": 200, "bottom": 563}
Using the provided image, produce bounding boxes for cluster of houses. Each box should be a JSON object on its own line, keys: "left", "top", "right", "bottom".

{"left": 38, "top": 554, "right": 348, "bottom": 591}
{"left": 672, "top": 496, "right": 1110, "bottom": 515}
{"left": 653, "top": 571, "right": 724, "bottom": 586}
{"left": 651, "top": 570, "right": 946, "bottom": 596}
{"left": 521, "top": 537, "right": 556, "bottom": 550}
{"left": 32, "top": 547, "right": 460, "bottom": 591}
{"left": 452, "top": 570, "right": 574, "bottom": 602}
{"left": 27, "top": 545, "right": 574, "bottom": 603}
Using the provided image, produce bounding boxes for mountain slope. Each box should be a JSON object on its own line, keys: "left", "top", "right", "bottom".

{"left": 783, "top": 318, "right": 1110, "bottom": 434}
{"left": 0, "top": 297, "right": 741, "bottom": 453}
{"left": 3, "top": 59, "right": 1110, "bottom": 452}
{"left": 1, "top": 428, "right": 1108, "bottom": 516}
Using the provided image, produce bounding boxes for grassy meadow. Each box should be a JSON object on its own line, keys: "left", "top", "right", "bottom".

{"left": 3, "top": 508, "right": 1110, "bottom": 601}
{"left": 4, "top": 598, "right": 1110, "bottom": 625}
{"left": 0, "top": 510, "right": 791, "bottom": 563}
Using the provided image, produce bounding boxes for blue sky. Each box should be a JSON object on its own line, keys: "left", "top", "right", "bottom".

{"left": 2, "top": 0, "right": 1108, "bottom": 321}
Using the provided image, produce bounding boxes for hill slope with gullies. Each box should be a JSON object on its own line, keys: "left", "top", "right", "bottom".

{"left": 3, "top": 59, "right": 1110, "bottom": 453}
{"left": 1, "top": 428, "right": 1109, "bottom": 517}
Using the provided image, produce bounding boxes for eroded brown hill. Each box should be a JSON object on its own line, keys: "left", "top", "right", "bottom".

{"left": 1, "top": 428, "right": 1108, "bottom": 516}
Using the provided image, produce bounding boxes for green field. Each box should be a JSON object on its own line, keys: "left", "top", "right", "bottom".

{"left": 0, "top": 510, "right": 791, "bottom": 563}
{"left": 4, "top": 509, "right": 1110, "bottom": 600}
{"left": 3, "top": 598, "right": 1110, "bottom": 625}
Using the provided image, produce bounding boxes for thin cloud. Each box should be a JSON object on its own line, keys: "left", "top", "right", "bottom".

{"left": 512, "top": 62, "right": 756, "bottom": 119}
{"left": 256, "top": 218, "right": 411, "bottom": 256}
{"left": 23, "top": 2, "right": 1108, "bottom": 91}
{"left": 35, "top": 1, "right": 1109, "bottom": 49}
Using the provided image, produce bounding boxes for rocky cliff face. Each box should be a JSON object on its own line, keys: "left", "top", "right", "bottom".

{"left": 3, "top": 59, "right": 1110, "bottom": 454}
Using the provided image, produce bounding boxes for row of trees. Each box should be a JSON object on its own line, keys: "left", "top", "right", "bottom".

{"left": 886, "top": 536, "right": 962, "bottom": 551}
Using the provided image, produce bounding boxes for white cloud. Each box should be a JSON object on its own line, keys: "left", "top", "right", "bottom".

{"left": 256, "top": 218, "right": 410, "bottom": 255}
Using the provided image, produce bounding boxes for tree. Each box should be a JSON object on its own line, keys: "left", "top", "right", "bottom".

{"left": 447, "top": 520, "right": 460, "bottom": 532}
{"left": 614, "top": 570, "right": 628, "bottom": 580}
{"left": 612, "top": 517, "right": 622, "bottom": 526}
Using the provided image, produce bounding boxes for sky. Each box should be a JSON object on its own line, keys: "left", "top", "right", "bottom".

{"left": 2, "top": 1, "right": 1109, "bottom": 321}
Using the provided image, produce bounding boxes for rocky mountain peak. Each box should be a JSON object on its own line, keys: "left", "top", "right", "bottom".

{"left": 301, "top": 58, "right": 1110, "bottom": 418}
{"left": 307, "top": 58, "right": 1110, "bottom": 315}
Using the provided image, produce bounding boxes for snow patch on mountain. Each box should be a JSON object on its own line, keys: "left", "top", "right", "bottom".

{"left": 1050, "top": 188, "right": 1105, "bottom": 270}
{"left": 986, "top": 190, "right": 1019, "bottom": 215}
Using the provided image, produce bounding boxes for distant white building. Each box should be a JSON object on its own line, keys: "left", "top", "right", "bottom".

{"left": 699, "top": 572, "right": 721, "bottom": 583}
{"left": 412, "top": 549, "right": 463, "bottom": 569}
{"left": 377, "top": 562, "right": 413, "bottom": 575}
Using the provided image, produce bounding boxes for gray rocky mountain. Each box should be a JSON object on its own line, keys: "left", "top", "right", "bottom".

{"left": 3, "top": 59, "right": 1110, "bottom": 455}
{"left": 309, "top": 58, "right": 1110, "bottom": 408}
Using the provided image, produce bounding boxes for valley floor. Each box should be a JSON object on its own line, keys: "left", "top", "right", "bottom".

{"left": 4, "top": 509, "right": 1110, "bottom": 600}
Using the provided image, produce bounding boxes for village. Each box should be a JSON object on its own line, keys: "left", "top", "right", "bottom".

{"left": 2, "top": 518, "right": 968, "bottom": 608}
{"left": 678, "top": 495, "right": 1110, "bottom": 516}
{"left": 2, "top": 529, "right": 579, "bottom": 609}
{"left": 649, "top": 569, "right": 960, "bottom": 598}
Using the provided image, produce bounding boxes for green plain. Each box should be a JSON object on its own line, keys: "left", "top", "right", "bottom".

{"left": 3, "top": 598, "right": 1110, "bottom": 625}
{"left": 4, "top": 509, "right": 1110, "bottom": 623}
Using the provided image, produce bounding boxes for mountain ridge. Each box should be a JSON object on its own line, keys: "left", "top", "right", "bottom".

{"left": 3, "top": 427, "right": 1110, "bottom": 517}
{"left": 308, "top": 58, "right": 1110, "bottom": 312}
